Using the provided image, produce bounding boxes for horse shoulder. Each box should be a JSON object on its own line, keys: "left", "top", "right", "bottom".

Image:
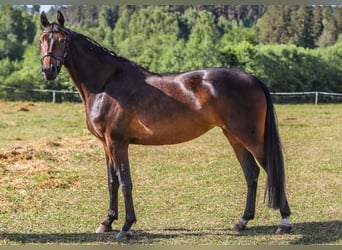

{"left": 86, "top": 93, "right": 124, "bottom": 140}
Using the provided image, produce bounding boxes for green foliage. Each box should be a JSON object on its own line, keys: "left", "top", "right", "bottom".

{"left": 99, "top": 5, "right": 119, "bottom": 29}
{"left": 316, "top": 35, "right": 342, "bottom": 92}
{"left": 253, "top": 43, "right": 342, "bottom": 92}
{"left": 220, "top": 41, "right": 257, "bottom": 72}
{"left": 0, "top": 6, "right": 35, "bottom": 60}
{"left": 255, "top": 6, "right": 291, "bottom": 45}
{"left": 254, "top": 45, "right": 312, "bottom": 91}
{"left": 255, "top": 5, "right": 342, "bottom": 49}
{"left": 0, "top": 58, "right": 20, "bottom": 83}
{"left": 183, "top": 10, "right": 222, "bottom": 70}
{"left": 1, "top": 5, "right": 342, "bottom": 102}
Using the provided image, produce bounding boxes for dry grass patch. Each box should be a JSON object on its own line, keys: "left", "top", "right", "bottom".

{"left": 0, "top": 136, "right": 102, "bottom": 214}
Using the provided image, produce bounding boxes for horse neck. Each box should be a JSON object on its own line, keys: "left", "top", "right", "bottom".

{"left": 63, "top": 34, "right": 120, "bottom": 101}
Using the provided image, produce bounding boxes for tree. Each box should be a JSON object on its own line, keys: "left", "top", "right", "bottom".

{"left": 183, "top": 10, "right": 221, "bottom": 70}
{"left": 30, "top": 5, "right": 40, "bottom": 15}
{"left": 317, "top": 6, "right": 338, "bottom": 47}
{"left": 179, "top": 7, "right": 199, "bottom": 40}
{"left": 2, "top": 4, "right": 342, "bottom": 101}
{"left": 256, "top": 6, "right": 293, "bottom": 45}
{"left": 312, "top": 6, "right": 324, "bottom": 46}
{"left": 99, "top": 5, "right": 119, "bottom": 29}
{"left": 219, "top": 21, "right": 257, "bottom": 47}
{"left": 114, "top": 6, "right": 184, "bottom": 69}
{"left": 0, "top": 6, "right": 35, "bottom": 60}
{"left": 158, "top": 37, "right": 186, "bottom": 73}
{"left": 290, "top": 6, "right": 316, "bottom": 48}
{"left": 112, "top": 6, "right": 135, "bottom": 51}
{"left": 333, "top": 6, "right": 342, "bottom": 36}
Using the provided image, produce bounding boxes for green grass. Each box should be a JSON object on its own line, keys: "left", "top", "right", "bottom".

{"left": 0, "top": 102, "right": 341, "bottom": 245}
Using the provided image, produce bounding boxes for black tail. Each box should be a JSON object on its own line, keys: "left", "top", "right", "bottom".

{"left": 259, "top": 83, "right": 287, "bottom": 210}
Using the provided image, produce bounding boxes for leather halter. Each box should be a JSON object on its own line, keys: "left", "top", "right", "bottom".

{"left": 40, "top": 26, "right": 70, "bottom": 73}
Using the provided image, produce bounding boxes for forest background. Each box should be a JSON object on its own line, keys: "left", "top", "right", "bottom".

{"left": 1, "top": 5, "right": 342, "bottom": 101}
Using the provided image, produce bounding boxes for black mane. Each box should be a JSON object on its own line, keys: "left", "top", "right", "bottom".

{"left": 73, "top": 32, "right": 153, "bottom": 75}
{"left": 74, "top": 33, "right": 117, "bottom": 57}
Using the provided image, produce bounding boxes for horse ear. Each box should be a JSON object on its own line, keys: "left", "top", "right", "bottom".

{"left": 57, "top": 10, "right": 65, "bottom": 27}
{"left": 40, "top": 11, "right": 50, "bottom": 27}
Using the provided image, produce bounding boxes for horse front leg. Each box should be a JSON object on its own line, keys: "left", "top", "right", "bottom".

{"left": 96, "top": 153, "right": 119, "bottom": 233}
{"left": 111, "top": 142, "right": 136, "bottom": 239}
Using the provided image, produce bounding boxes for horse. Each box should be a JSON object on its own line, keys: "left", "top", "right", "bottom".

{"left": 40, "top": 11, "right": 291, "bottom": 238}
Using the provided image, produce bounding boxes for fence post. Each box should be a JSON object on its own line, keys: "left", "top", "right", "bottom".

{"left": 52, "top": 91, "right": 56, "bottom": 103}
{"left": 315, "top": 92, "right": 318, "bottom": 105}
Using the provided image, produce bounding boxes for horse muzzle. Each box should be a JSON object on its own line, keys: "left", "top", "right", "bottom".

{"left": 41, "top": 64, "right": 59, "bottom": 81}
{"left": 41, "top": 52, "right": 64, "bottom": 81}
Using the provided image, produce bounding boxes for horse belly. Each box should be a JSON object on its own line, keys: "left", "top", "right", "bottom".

{"left": 129, "top": 114, "right": 215, "bottom": 145}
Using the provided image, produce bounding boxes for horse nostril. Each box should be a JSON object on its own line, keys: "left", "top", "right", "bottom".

{"left": 41, "top": 65, "right": 58, "bottom": 80}
{"left": 50, "top": 64, "right": 57, "bottom": 73}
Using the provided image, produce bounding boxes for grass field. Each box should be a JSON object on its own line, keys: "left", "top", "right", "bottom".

{"left": 0, "top": 101, "right": 341, "bottom": 245}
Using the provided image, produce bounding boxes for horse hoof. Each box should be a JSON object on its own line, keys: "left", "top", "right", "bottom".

{"left": 116, "top": 229, "right": 133, "bottom": 239}
{"left": 276, "top": 224, "right": 292, "bottom": 234}
{"left": 230, "top": 221, "right": 247, "bottom": 231}
{"left": 95, "top": 224, "right": 112, "bottom": 233}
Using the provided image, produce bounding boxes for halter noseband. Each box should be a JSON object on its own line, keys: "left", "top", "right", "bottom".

{"left": 40, "top": 27, "right": 70, "bottom": 73}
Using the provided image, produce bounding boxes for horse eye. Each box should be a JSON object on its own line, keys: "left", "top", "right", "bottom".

{"left": 60, "top": 38, "right": 66, "bottom": 43}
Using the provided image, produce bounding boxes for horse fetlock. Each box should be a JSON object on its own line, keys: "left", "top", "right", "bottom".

{"left": 107, "top": 210, "right": 118, "bottom": 221}
{"left": 276, "top": 217, "right": 292, "bottom": 234}
{"left": 122, "top": 218, "right": 136, "bottom": 232}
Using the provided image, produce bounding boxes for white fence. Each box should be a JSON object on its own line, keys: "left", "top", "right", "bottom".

{"left": 0, "top": 85, "right": 81, "bottom": 103}
{"left": 1, "top": 85, "right": 342, "bottom": 104}
{"left": 31, "top": 88, "right": 80, "bottom": 103}
{"left": 270, "top": 91, "right": 342, "bottom": 105}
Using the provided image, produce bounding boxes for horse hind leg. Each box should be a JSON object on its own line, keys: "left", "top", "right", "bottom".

{"left": 223, "top": 131, "right": 260, "bottom": 231}
{"left": 224, "top": 130, "right": 292, "bottom": 234}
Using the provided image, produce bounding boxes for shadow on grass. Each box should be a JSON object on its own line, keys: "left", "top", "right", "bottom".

{"left": 231, "top": 220, "right": 342, "bottom": 245}
{"left": 0, "top": 220, "right": 341, "bottom": 245}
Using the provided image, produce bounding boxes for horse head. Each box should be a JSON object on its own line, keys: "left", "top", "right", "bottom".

{"left": 40, "top": 11, "right": 69, "bottom": 81}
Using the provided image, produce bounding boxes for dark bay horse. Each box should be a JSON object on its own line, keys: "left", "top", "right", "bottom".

{"left": 40, "top": 11, "right": 291, "bottom": 238}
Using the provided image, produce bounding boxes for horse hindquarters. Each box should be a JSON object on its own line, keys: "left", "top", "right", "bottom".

{"left": 216, "top": 74, "right": 291, "bottom": 233}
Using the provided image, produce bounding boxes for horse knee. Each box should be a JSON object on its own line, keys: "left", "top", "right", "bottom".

{"left": 109, "top": 177, "right": 119, "bottom": 190}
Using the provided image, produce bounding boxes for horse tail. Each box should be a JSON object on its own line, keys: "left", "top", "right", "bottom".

{"left": 259, "top": 82, "right": 286, "bottom": 210}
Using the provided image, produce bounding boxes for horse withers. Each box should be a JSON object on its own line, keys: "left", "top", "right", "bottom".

{"left": 40, "top": 11, "right": 291, "bottom": 238}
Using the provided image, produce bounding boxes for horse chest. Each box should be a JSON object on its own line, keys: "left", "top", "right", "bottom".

{"left": 86, "top": 95, "right": 123, "bottom": 140}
